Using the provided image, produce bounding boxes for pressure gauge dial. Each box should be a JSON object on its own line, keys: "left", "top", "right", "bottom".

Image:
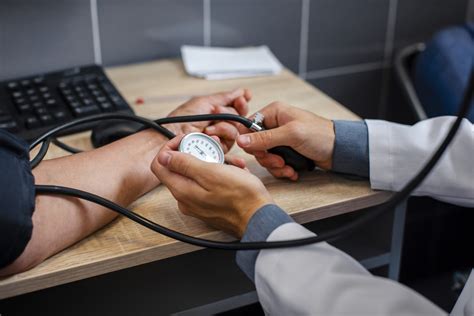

{"left": 178, "top": 132, "right": 225, "bottom": 164}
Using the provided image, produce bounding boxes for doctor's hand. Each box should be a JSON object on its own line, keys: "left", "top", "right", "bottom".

{"left": 167, "top": 89, "right": 251, "bottom": 153}
{"left": 237, "top": 102, "right": 335, "bottom": 180}
{"left": 151, "top": 135, "right": 273, "bottom": 238}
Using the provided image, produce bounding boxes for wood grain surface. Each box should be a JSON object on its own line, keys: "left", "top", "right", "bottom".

{"left": 0, "top": 59, "right": 390, "bottom": 299}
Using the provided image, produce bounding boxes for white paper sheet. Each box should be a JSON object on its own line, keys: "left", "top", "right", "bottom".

{"left": 181, "top": 45, "right": 283, "bottom": 80}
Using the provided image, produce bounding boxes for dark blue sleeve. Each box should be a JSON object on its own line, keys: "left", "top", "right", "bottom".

{"left": 0, "top": 130, "right": 35, "bottom": 268}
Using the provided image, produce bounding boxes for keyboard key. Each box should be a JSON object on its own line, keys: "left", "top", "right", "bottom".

{"left": 29, "top": 95, "right": 39, "bottom": 102}
{"left": 71, "top": 77, "right": 84, "bottom": 85}
{"left": 101, "top": 83, "right": 115, "bottom": 93}
{"left": 83, "top": 98, "right": 93, "bottom": 105}
{"left": 65, "top": 95, "right": 77, "bottom": 102}
{"left": 14, "top": 97, "right": 27, "bottom": 105}
{"left": 99, "top": 101, "right": 113, "bottom": 111}
{"left": 25, "top": 116, "right": 40, "bottom": 129}
{"left": 69, "top": 101, "right": 81, "bottom": 108}
{"left": 21, "top": 80, "right": 31, "bottom": 87}
{"left": 26, "top": 89, "right": 36, "bottom": 95}
{"left": 88, "top": 102, "right": 99, "bottom": 109}
{"left": 12, "top": 91, "right": 23, "bottom": 98}
{"left": 7, "top": 82, "right": 19, "bottom": 90}
{"left": 85, "top": 74, "right": 97, "bottom": 82}
{"left": 96, "top": 96, "right": 107, "bottom": 103}
{"left": 39, "top": 114, "right": 54, "bottom": 124}
{"left": 53, "top": 111, "right": 67, "bottom": 120}
{"left": 32, "top": 101, "right": 44, "bottom": 108}
{"left": 42, "top": 92, "right": 52, "bottom": 99}
{"left": 0, "top": 119, "right": 18, "bottom": 131}
{"left": 46, "top": 99, "right": 57, "bottom": 106}
{"left": 110, "top": 95, "right": 127, "bottom": 108}
{"left": 73, "top": 105, "right": 100, "bottom": 116}
{"left": 59, "top": 81, "right": 69, "bottom": 89}
{"left": 39, "top": 86, "right": 49, "bottom": 93}
{"left": 18, "top": 103, "right": 31, "bottom": 113}
{"left": 33, "top": 77, "right": 44, "bottom": 85}
{"left": 35, "top": 107, "right": 48, "bottom": 115}
{"left": 60, "top": 88, "right": 72, "bottom": 96}
{"left": 92, "top": 90, "right": 104, "bottom": 97}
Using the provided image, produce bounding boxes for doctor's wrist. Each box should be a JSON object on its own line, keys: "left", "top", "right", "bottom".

{"left": 236, "top": 196, "right": 275, "bottom": 238}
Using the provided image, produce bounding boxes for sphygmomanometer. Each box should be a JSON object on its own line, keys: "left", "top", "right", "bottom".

{"left": 32, "top": 71, "right": 473, "bottom": 250}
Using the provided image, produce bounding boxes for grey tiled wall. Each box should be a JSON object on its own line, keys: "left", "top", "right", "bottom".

{"left": 98, "top": 0, "right": 204, "bottom": 66}
{"left": 210, "top": 0, "right": 302, "bottom": 72}
{"left": 0, "top": 0, "right": 471, "bottom": 119}
{"left": 307, "top": 0, "right": 389, "bottom": 71}
{"left": 0, "top": 0, "right": 95, "bottom": 80}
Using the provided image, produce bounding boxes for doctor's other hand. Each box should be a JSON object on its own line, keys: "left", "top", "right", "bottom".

{"left": 167, "top": 89, "right": 251, "bottom": 153}
{"left": 237, "top": 102, "right": 335, "bottom": 180}
{"left": 151, "top": 135, "right": 273, "bottom": 238}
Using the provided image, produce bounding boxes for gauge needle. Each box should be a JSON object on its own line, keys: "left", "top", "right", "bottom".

{"left": 194, "top": 145, "right": 207, "bottom": 157}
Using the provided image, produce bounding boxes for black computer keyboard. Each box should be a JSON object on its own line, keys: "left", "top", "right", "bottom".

{"left": 0, "top": 65, "right": 134, "bottom": 141}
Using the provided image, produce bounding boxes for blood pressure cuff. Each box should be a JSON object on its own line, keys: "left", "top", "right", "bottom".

{"left": 0, "top": 130, "right": 35, "bottom": 268}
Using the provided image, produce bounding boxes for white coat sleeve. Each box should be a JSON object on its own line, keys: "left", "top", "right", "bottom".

{"left": 366, "top": 117, "right": 474, "bottom": 207}
{"left": 255, "top": 222, "right": 446, "bottom": 316}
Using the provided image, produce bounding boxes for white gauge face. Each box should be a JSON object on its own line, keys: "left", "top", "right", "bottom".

{"left": 178, "top": 132, "right": 225, "bottom": 164}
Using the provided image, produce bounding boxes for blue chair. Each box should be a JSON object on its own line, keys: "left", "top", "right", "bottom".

{"left": 395, "top": 23, "right": 474, "bottom": 297}
{"left": 395, "top": 23, "right": 474, "bottom": 121}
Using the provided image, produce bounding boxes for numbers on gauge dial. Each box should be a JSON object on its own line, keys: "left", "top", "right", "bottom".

{"left": 179, "top": 133, "right": 224, "bottom": 164}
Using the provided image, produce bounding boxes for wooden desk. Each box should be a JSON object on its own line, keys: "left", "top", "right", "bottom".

{"left": 0, "top": 59, "right": 391, "bottom": 299}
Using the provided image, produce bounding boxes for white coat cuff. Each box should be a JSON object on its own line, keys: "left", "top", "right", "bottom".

{"left": 366, "top": 119, "right": 395, "bottom": 191}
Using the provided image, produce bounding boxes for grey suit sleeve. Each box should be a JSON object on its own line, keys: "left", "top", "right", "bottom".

{"left": 236, "top": 204, "right": 293, "bottom": 281}
{"left": 332, "top": 120, "right": 369, "bottom": 178}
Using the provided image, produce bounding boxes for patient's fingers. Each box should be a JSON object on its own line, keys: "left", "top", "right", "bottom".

{"left": 213, "top": 105, "right": 244, "bottom": 129}
{"left": 232, "top": 94, "right": 250, "bottom": 116}
{"left": 162, "top": 134, "right": 185, "bottom": 152}
{"left": 205, "top": 122, "right": 238, "bottom": 143}
{"left": 255, "top": 152, "right": 286, "bottom": 169}
{"left": 225, "top": 155, "right": 247, "bottom": 169}
{"left": 266, "top": 166, "right": 298, "bottom": 181}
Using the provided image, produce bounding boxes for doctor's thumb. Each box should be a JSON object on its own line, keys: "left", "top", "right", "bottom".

{"left": 161, "top": 151, "right": 204, "bottom": 179}
{"left": 237, "top": 128, "right": 288, "bottom": 151}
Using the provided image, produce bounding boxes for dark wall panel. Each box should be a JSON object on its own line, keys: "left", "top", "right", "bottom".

{"left": 307, "top": 0, "right": 390, "bottom": 71}
{"left": 309, "top": 70, "right": 384, "bottom": 119}
{"left": 211, "top": 0, "right": 302, "bottom": 72}
{"left": 469, "top": 0, "right": 474, "bottom": 21}
{"left": 98, "top": 0, "right": 204, "bottom": 66}
{"left": 394, "top": 0, "right": 469, "bottom": 51}
{"left": 0, "top": 0, "right": 95, "bottom": 81}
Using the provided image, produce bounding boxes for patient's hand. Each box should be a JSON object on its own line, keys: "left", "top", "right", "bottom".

{"left": 151, "top": 135, "right": 273, "bottom": 238}
{"left": 167, "top": 89, "right": 251, "bottom": 153}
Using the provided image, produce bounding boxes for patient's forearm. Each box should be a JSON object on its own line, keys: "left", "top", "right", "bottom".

{"left": 0, "top": 129, "right": 167, "bottom": 275}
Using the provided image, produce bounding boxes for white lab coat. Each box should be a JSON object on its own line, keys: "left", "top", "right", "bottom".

{"left": 255, "top": 117, "right": 474, "bottom": 315}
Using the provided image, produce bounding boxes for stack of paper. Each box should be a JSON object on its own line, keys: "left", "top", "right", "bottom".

{"left": 181, "top": 45, "right": 283, "bottom": 80}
